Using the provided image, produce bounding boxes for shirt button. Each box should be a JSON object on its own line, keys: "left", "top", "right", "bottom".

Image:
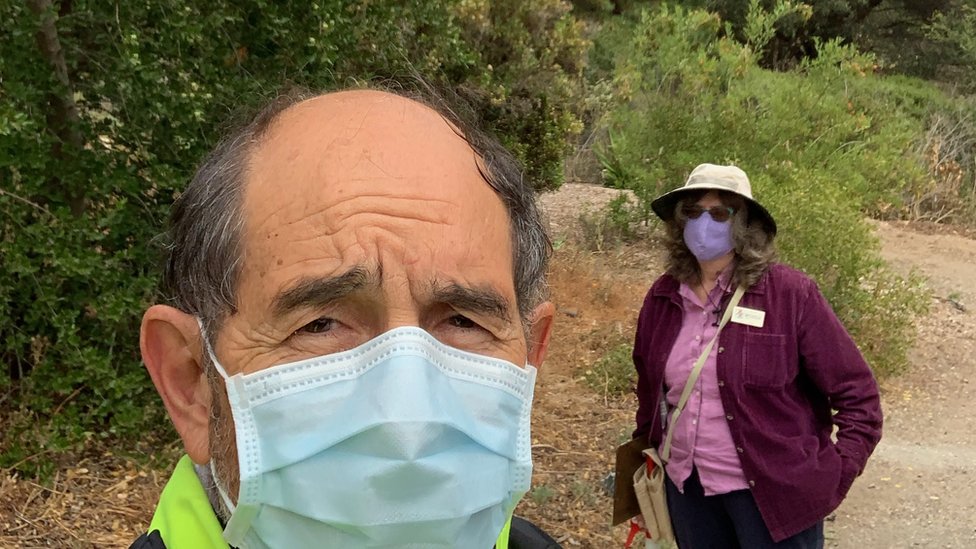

{"left": 717, "top": 380, "right": 725, "bottom": 387}
{"left": 692, "top": 420, "right": 697, "bottom": 425}
{"left": 718, "top": 346, "right": 725, "bottom": 353}
{"left": 736, "top": 447, "right": 744, "bottom": 453}
{"left": 749, "top": 480, "right": 756, "bottom": 487}
{"left": 695, "top": 335, "right": 701, "bottom": 341}
{"left": 726, "top": 414, "right": 734, "bottom": 421}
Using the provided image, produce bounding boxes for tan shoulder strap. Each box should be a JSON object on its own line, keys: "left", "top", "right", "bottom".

{"left": 661, "top": 284, "right": 746, "bottom": 462}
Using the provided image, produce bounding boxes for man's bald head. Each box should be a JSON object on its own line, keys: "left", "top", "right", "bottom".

{"left": 161, "top": 84, "right": 550, "bottom": 342}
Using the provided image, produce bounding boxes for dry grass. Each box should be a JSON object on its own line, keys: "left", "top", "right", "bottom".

{"left": 0, "top": 445, "right": 178, "bottom": 548}
{"left": 516, "top": 243, "right": 661, "bottom": 546}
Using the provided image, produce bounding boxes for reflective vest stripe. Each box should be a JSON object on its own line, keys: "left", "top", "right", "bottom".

{"left": 148, "top": 456, "right": 226, "bottom": 548}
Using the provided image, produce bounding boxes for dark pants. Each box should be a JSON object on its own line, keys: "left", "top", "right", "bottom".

{"left": 665, "top": 468, "right": 824, "bottom": 549}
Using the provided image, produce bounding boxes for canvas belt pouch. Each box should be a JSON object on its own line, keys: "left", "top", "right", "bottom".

{"left": 632, "top": 447, "right": 673, "bottom": 541}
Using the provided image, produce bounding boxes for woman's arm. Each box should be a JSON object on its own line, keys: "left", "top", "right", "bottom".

{"left": 632, "top": 299, "right": 658, "bottom": 441}
{"left": 797, "top": 280, "right": 883, "bottom": 488}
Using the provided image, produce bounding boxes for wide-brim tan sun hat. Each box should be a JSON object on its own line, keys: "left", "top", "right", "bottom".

{"left": 650, "top": 163, "right": 777, "bottom": 235}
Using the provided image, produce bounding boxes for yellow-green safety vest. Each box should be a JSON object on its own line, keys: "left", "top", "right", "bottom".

{"left": 148, "top": 455, "right": 512, "bottom": 548}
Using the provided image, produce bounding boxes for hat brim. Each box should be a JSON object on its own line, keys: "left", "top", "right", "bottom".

{"left": 651, "top": 185, "right": 777, "bottom": 236}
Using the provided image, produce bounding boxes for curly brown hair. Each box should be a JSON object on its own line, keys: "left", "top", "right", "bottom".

{"left": 662, "top": 190, "right": 777, "bottom": 288}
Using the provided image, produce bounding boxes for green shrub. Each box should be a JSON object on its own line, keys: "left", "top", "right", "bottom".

{"left": 527, "top": 484, "right": 557, "bottom": 506}
{"left": 457, "top": 0, "right": 588, "bottom": 189}
{"left": 582, "top": 342, "right": 635, "bottom": 396}
{"left": 578, "top": 194, "right": 641, "bottom": 251}
{"left": 596, "top": 2, "right": 930, "bottom": 377}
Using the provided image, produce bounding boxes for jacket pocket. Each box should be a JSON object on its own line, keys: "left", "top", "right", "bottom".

{"left": 741, "top": 333, "right": 792, "bottom": 389}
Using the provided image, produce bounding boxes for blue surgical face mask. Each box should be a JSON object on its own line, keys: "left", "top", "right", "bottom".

{"left": 201, "top": 325, "right": 536, "bottom": 549}
{"left": 683, "top": 213, "right": 734, "bottom": 262}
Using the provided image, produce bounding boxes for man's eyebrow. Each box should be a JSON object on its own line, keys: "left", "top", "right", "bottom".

{"left": 432, "top": 282, "right": 511, "bottom": 321}
{"left": 272, "top": 267, "right": 371, "bottom": 318}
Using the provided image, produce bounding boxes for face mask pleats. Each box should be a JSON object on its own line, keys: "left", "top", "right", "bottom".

{"left": 683, "top": 214, "right": 734, "bottom": 262}
{"left": 201, "top": 325, "right": 536, "bottom": 549}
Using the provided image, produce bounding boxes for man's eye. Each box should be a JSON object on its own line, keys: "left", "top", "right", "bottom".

{"left": 448, "top": 314, "right": 477, "bottom": 329}
{"left": 297, "top": 318, "right": 335, "bottom": 334}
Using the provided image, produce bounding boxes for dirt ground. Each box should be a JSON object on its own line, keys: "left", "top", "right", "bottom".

{"left": 1, "top": 183, "right": 974, "bottom": 548}
{"left": 826, "top": 220, "right": 976, "bottom": 547}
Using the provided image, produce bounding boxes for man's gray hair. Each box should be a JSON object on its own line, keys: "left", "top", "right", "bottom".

{"left": 160, "top": 83, "right": 551, "bottom": 340}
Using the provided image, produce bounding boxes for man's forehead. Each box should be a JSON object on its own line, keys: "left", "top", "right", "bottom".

{"left": 283, "top": 89, "right": 452, "bottom": 126}
{"left": 252, "top": 89, "right": 469, "bottom": 166}
{"left": 243, "top": 89, "right": 488, "bottom": 206}
{"left": 235, "top": 88, "right": 514, "bottom": 299}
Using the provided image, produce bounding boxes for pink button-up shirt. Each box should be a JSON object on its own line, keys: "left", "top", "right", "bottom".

{"left": 661, "top": 272, "right": 749, "bottom": 496}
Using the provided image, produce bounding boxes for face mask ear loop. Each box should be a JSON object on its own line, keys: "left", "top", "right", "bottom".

{"left": 196, "top": 318, "right": 232, "bottom": 380}
{"left": 212, "top": 453, "right": 259, "bottom": 546}
{"left": 195, "top": 319, "right": 250, "bottom": 416}
{"left": 209, "top": 459, "right": 238, "bottom": 515}
{"left": 197, "top": 318, "right": 258, "bottom": 545}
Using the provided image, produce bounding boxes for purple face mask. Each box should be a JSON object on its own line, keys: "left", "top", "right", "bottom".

{"left": 683, "top": 213, "right": 734, "bottom": 261}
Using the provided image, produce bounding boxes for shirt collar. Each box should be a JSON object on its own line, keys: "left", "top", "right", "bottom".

{"left": 715, "top": 262, "right": 735, "bottom": 293}
{"left": 677, "top": 262, "right": 735, "bottom": 307}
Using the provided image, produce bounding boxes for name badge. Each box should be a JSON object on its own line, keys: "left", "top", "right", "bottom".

{"left": 731, "top": 306, "right": 765, "bottom": 328}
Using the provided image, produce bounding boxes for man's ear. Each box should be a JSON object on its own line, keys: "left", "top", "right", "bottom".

{"left": 526, "top": 301, "right": 555, "bottom": 368}
{"left": 141, "top": 305, "right": 212, "bottom": 464}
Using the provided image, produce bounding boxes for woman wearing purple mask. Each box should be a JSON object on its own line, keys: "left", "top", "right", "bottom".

{"left": 627, "top": 164, "right": 882, "bottom": 548}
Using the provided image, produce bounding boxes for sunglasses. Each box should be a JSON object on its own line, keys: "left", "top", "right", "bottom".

{"left": 681, "top": 204, "right": 736, "bottom": 222}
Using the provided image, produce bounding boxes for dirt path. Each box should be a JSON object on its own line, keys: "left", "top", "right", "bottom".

{"left": 827, "top": 221, "right": 976, "bottom": 547}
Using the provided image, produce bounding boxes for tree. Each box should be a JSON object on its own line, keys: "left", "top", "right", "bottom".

{"left": 925, "top": 0, "right": 976, "bottom": 89}
{"left": 697, "top": 0, "right": 884, "bottom": 67}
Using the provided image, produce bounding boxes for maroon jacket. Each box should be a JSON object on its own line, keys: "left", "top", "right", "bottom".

{"left": 632, "top": 263, "right": 882, "bottom": 542}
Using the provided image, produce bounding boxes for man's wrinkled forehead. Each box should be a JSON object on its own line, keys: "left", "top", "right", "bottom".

{"left": 248, "top": 89, "right": 476, "bottom": 181}
{"left": 236, "top": 88, "right": 513, "bottom": 290}
{"left": 240, "top": 89, "right": 496, "bottom": 223}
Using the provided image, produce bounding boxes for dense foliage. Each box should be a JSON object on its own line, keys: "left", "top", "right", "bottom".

{"left": 0, "top": 0, "right": 587, "bottom": 473}
{"left": 5, "top": 0, "right": 976, "bottom": 474}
